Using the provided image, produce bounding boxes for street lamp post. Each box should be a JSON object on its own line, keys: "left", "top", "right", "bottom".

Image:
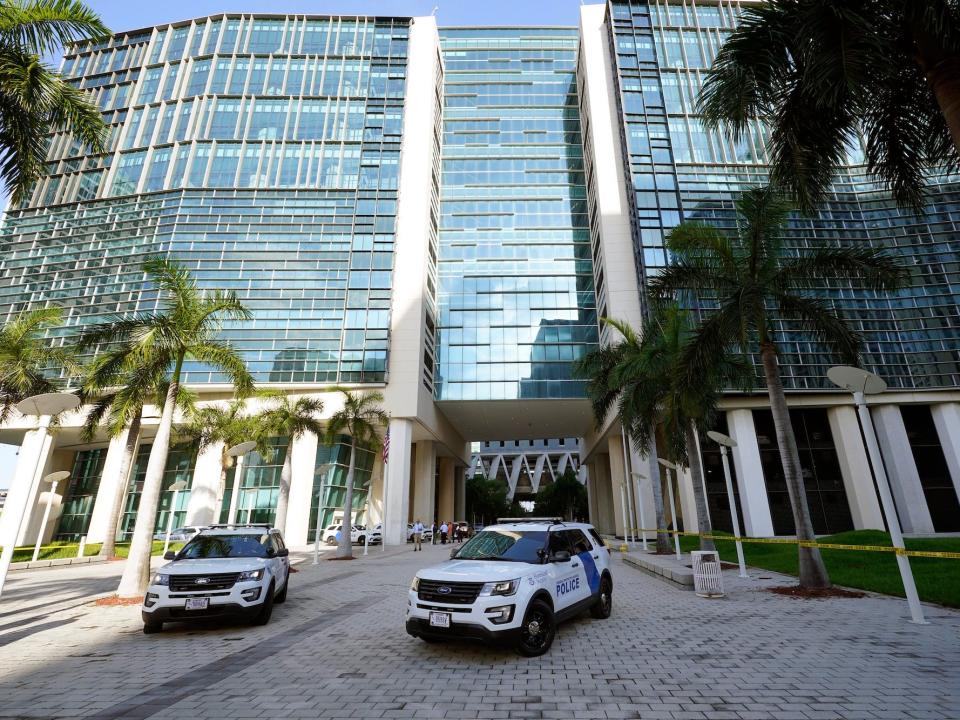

{"left": 31, "top": 471, "right": 70, "bottom": 562}
{"left": 658, "top": 459, "right": 682, "bottom": 560}
{"left": 620, "top": 426, "right": 635, "bottom": 543}
{"left": 630, "top": 472, "right": 649, "bottom": 551}
{"left": 0, "top": 392, "right": 80, "bottom": 600}
{"left": 163, "top": 480, "right": 188, "bottom": 556}
{"left": 225, "top": 441, "right": 256, "bottom": 525}
{"left": 706, "top": 431, "right": 749, "bottom": 578}
{"left": 827, "top": 365, "right": 927, "bottom": 624}
{"left": 617, "top": 480, "right": 630, "bottom": 550}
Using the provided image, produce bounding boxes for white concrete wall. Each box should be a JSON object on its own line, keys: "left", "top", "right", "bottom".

{"left": 185, "top": 442, "right": 224, "bottom": 528}
{"left": 827, "top": 405, "right": 885, "bottom": 530}
{"left": 726, "top": 409, "right": 775, "bottom": 537}
{"left": 85, "top": 433, "right": 132, "bottom": 544}
{"left": 383, "top": 418, "right": 414, "bottom": 544}
{"left": 872, "top": 405, "right": 935, "bottom": 534}
{"left": 437, "top": 457, "right": 455, "bottom": 523}
{"left": 284, "top": 431, "right": 319, "bottom": 546}
{"left": 0, "top": 424, "right": 55, "bottom": 547}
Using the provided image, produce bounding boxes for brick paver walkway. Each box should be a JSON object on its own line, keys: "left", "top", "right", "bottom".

{"left": 0, "top": 543, "right": 957, "bottom": 720}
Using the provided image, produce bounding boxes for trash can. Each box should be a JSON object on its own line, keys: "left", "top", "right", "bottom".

{"left": 691, "top": 550, "right": 724, "bottom": 598}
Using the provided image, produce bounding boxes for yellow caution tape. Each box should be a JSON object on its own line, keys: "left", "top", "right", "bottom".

{"left": 625, "top": 528, "right": 960, "bottom": 560}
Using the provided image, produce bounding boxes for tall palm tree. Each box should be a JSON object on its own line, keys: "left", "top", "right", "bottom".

{"left": 324, "top": 389, "right": 387, "bottom": 559}
{"left": 605, "top": 307, "right": 751, "bottom": 552}
{"left": 77, "top": 256, "right": 253, "bottom": 597}
{"left": 183, "top": 397, "right": 272, "bottom": 524}
{"left": 260, "top": 394, "right": 325, "bottom": 535}
{"left": 698, "top": 0, "right": 960, "bottom": 210}
{"left": 0, "top": 306, "right": 77, "bottom": 421}
{"left": 649, "top": 185, "right": 907, "bottom": 588}
{"left": 0, "top": 0, "right": 109, "bottom": 204}
{"left": 574, "top": 326, "right": 672, "bottom": 554}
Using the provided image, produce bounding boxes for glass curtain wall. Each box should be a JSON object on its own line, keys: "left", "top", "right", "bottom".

{"left": 309, "top": 436, "right": 375, "bottom": 539}
{"left": 119, "top": 443, "right": 197, "bottom": 540}
{"left": 55, "top": 448, "right": 107, "bottom": 540}
{"left": 230, "top": 437, "right": 288, "bottom": 526}
{"left": 436, "top": 28, "right": 599, "bottom": 401}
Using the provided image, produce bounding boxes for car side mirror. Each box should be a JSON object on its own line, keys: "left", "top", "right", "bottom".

{"left": 277, "top": 548, "right": 289, "bottom": 557}
{"left": 552, "top": 550, "right": 571, "bottom": 563}
{"left": 266, "top": 548, "right": 276, "bottom": 558}
{"left": 163, "top": 551, "right": 176, "bottom": 561}
{"left": 449, "top": 548, "right": 458, "bottom": 559}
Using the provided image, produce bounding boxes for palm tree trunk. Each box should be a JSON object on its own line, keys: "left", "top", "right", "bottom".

{"left": 117, "top": 357, "right": 183, "bottom": 597}
{"left": 338, "top": 438, "right": 356, "bottom": 559}
{"left": 98, "top": 409, "right": 141, "bottom": 559}
{"left": 643, "top": 438, "right": 673, "bottom": 554}
{"left": 684, "top": 423, "right": 715, "bottom": 552}
{"left": 759, "top": 342, "right": 830, "bottom": 589}
{"left": 273, "top": 441, "right": 293, "bottom": 534}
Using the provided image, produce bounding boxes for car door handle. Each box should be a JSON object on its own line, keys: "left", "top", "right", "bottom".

{"left": 571, "top": 562, "right": 579, "bottom": 567}
{"left": 593, "top": 555, "right": 599, "bottom": 559}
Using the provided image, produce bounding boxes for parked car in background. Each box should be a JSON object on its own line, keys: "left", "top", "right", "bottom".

{"left": 454, "top": 522, "right": 472, "bottom": 540}
{"left": 153, "top": 526, "right": 204, "bottom": 542}
{"left": 406, "top": 523, "right": 434, "bottom": 542}
{"left": 322, "top": 524, "right": 371, "bottom": 545}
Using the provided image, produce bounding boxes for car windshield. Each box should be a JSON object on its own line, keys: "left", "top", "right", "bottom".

{"left": 452, "top": 530, "right": 547, "bottom": 563}
{"left": 177, "top": 534, "right": 270, "bottom": 559}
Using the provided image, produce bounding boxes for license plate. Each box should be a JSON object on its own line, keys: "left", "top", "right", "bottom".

{"left": 429, "top": 612, "right": 450, "bottom": 628}
{"left": 185, "top": 597, "right": 209, "bottom": 611}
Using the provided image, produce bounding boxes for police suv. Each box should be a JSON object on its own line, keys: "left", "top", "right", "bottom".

{"left": 142, "top": 524, "right": 290, "bottom": 634}
{"left": 406, "top": 518, "right": 612, "bottom": 656}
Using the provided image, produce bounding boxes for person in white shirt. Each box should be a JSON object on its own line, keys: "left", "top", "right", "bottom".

{"left": 439, "top": 521, "right": 448, "bottom": 544}
{"left": 412, "top": 520, "right": 424, "bottom": 551}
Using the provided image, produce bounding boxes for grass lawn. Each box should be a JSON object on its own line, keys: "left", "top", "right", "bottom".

{"left": 10, "top": 540, "right": 184, "bottom": 563}
{"left": 678, "top": 530, "right": 960, "bottom": 609}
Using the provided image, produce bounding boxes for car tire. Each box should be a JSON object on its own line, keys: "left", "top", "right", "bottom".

{"left": 517, "top": 599, "right": 555, "bottom": 657}
{"left": 142, "top": 620, "right": 163, "bottom": 634}
{"left": 251, "top": 583, "right": 275, "bottom": 626}
{"left": 590, "top": 574, "right": 613, "bottom": 619}
{"left": 275, "top": 572, "right": 289, "bottom": 604}
{"left": 325, "top": 537, "right": 337, "bottom": 546}
{"left": 357, "top": 535, "right": 365, "bottom": 545}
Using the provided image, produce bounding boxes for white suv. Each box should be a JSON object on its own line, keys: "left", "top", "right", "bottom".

{"left": 321, "top": 524, "right": 373, "bottom": 545}
{"left": 406, "top": 519, "right": 612, "bottom": 656}
{"left": 142, "top": 524, "right": 290, "bottom": 634}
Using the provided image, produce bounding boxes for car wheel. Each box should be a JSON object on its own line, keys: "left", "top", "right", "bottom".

{"left": 517, "top": 599, "right": 555, "bottom": 657}
{"left": 251, "top": 583, "right": 275, "bottom": 626}
{"left": 590, "top": 574, "right": 613, "bottom": 619}
{"left": 275, "top": 572, "right": 289, "bottom": 603}
{"left": 325, "top": 537, "right": 337, "bottom": 546}
{"left": 357, "top": 535, "right": 365, "bottom": 544}
{"left": 142, "top": 620, "right": 163, "bottom": 634}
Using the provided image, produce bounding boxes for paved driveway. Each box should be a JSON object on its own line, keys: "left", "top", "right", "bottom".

{"left": 0, "top": 543, "right": 957, "bottom": 720}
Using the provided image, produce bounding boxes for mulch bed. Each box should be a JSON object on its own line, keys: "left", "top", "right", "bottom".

{"left": 767, "top": 585, "right": 866, "bottom": 600}
{"left": 93, "top": 596, "right": 143, "bottom": 606}
{"left": 327, "top": 556, "right": 357, "bottom": 561}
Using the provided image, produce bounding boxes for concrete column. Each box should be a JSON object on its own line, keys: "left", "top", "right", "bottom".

{"left": 383, "top": 418, "right": 413, "bottom": 545}
{"left": 585, "top": 462, "right": 597, "bottom": 525}
{"left": 872, "top": 405, "right": 935, "bottom": 533}
{"left": 607, "top": 435, "right": 627, "bottom": 537}
{"left": 412, "top": 440, "right": 436, "bottom": 527}
{"left": 437, "top": 457, "right": 455, "bottom": 522}
{"left": 280, "top": 431, "right": 320, "bottom": 547}
{"left": 454, "top": 470, "right": 466, "bottom": 523}
{"left": 931, "top": 403, "right": 960, "bottom": 506}
{"left": 367, "top": 458, "right": 385, "bottom": 526}
{"left": 185, "top": 441, "right": 224, "bottom": 528}
{"left": 727, "top": 409, "right": 775, "bottom": 537}
{"left": 86, "top": 432, "right": 132, "bottom": 544}
{"left": 628, "top": 439, "right": 657, "bottom": 533}
{"left": 827, "top": 405, "right": 885, "bottom": 530}
{"left": 0, "top": 425, "right": 56, "bottom": 547}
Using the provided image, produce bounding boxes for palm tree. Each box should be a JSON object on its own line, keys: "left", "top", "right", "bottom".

{"left": 0, "top": 306, "right": 77, "bottom": 421}
{"left": 77, "top": 256, "right": 253, "bottom": 597}
{"left": 324, "top": 389, "right": 387, "bottom": 559}
{"left": 604, "top": 307, "right": 751, "bottom": 552}
{"left": 698, "top": 0, "right": 960, "bottom": 210}
{"left": 183, "top": 398, "right": 272, "bottom": 524}
{"left": 0, "top": 0, "right": 109, "bottom": 204}
{"left": 574, "top": 326, "right": 672, "bottom": 554}
{"left": 260, "top": 394, "right": 325, "bottom": 535}
{"left": 649, "top": 185, "right": 907, "bottom": 588}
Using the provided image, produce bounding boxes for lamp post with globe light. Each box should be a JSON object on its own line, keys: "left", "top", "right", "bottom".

{"left": 0, "top": 392, "right": 80, "bottom": 599}
{"left": 225, "top": 441, "right": 256, "bottom": 525}
{"left": 706, "top": 431, "right": 749, "bottom": 578}
{"left": 658, "top": 458, "right": 682, "bottom": 560}
{"left": 827, "top": 365, "right": 927, "bottom": 624}
{"left": 31, "top": 471, "right": 71, "bottom": 562}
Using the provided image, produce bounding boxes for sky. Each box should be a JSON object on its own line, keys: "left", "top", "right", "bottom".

{"left": 0, "top": 0, "right": 603, "bottom": 489}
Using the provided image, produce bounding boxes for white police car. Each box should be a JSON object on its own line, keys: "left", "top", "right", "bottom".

{"left": 142, "top": 524, "right": 290, "bottom": 633}
{"left": 405, "top": 518, "right": 612, "bottom": 656}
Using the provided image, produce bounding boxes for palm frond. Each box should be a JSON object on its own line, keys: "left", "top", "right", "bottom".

{"left": 0, "top": 0, "right": 109, "bottom": 56}
{"left": 776, "top": 293, "right": 861, "bottom": 365}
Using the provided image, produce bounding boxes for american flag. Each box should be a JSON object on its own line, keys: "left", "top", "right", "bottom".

{"left": 382, "top": 428, "right": 390, "bottom": 464}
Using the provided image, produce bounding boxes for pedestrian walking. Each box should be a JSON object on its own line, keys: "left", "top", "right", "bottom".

{"left": 413, "top": 519, "right": 424, "bottom": 551}
{"left": 439, "top": 521, "right": 448, "bottom": 544}
{"left": 447, "top": 521, "right": 454, "bottom": 544}
{"left": 431, "top": 521, "right": 437, "bottom": 544}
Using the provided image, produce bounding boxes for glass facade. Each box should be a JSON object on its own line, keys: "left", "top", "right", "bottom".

{"left": 56, "top": 448, "right": 107, "bottom": 540}
{"left": 436, "top": 28, "right": 599, "bottom": 401}
{"left": 225, "top": 437, "right": 288, "bottom": 526}
{"left": 309, "top": 435, "right": 375, "bottom": 539}
{"left": 605, "top": 0, "right": 960, "bottom": 390}
{"left": 119, "top": 442, "right": 197, "bottom": 539}
{"left": 0, "top": 15, "right": 412, "bottom": 385}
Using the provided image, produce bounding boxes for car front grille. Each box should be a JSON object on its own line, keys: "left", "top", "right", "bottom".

{"left": 417, "top": 580, "right": 484, "bottom": 605}
{"left": 169, "top": 573, "right": 240, "bottom": 592}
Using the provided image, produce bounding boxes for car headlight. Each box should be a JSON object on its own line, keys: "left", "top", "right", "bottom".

{"left": 151, "top": 573, "right": 169, "bottom": 586}
{"left": 480, "top": 579, "right": 519, "bottom": 597}
{"left": 410, "top": 576, "right": 420, "bottom": 592}
{"left": 238, "top": 568, "right": 265, "bottom": 582}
